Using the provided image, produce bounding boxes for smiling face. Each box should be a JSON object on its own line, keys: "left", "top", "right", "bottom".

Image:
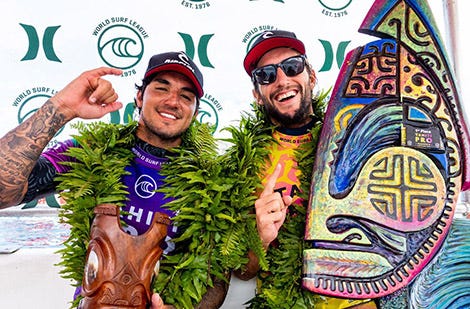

{"left": 135, "top": 71, "right": 198, "bottom": 149}
{"left": 253, "top": 47, "right": 316, "bottom": 128}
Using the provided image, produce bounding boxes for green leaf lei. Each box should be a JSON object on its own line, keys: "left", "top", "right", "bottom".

{"left": 52, "top": 117, "right": 272, "bottom": 309}
{"left": 55, "top": 121, "right": 138, "bottom": 308}
{"left": 53, "top": 88, "right": 328, "bottom": 309}
{"left": 154, "top": 108, "right": 275, "bottom": 308}
{"left": 244, "top": 91, "right": 329, "bottom": 309}
{"left": 154, "top": 91, "right": 328, "bottom": 309}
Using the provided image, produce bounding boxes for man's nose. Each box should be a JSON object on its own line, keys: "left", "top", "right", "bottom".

{"left": 275, "top": 66, "right": 290, "bottom": 84}
{"left": 164, "top": 91, "right": 181, "bottom": 107}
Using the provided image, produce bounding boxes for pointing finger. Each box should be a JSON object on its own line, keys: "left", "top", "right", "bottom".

{"left": 90, "top": 67, "right": 123, "bottom": 78}
{"left": 260, "top": 163, "right": 282, "bottom": 198}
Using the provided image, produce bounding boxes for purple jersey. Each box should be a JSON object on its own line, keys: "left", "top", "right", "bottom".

{"left": 42, "top": 139, "right": 178, "bottom": 255}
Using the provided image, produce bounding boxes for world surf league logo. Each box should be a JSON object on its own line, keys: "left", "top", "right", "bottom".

{"left": 135, "top": 174, "right": 157, "bottom": 199}
{"left": 242, "top": 25, "right": 277, "bottom": 53}
{"left": 92, "top": 17, "right": 149, "bottom": 77}
{"left": 198, "top": 93, "right": 222, "bottom": 134}
{"left": 318, "top": 0, "right": 353, "bottom": 18}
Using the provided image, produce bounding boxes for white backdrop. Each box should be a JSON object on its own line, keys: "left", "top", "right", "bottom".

{"left": 0, "top": 0, "right": 455, "bottom": 145}
{"left": 3, "top": 0, "right": 468, "bottom": 210}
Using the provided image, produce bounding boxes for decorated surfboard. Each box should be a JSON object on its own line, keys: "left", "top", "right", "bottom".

{"left": 303, "top": 0, "right": 470, "bottom": 300}
{"left": 409, "top": 217, "right": 470, "bottom": 308}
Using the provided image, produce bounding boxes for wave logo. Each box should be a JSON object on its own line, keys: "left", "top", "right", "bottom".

{"left": 135, "top": 174, "right": 157, "bottom": 199}
{"left": 96, "top": 23, "right": 145, "bottom": 70}
{"left": 198, "top": 93, "right": 222, "bottom": 134}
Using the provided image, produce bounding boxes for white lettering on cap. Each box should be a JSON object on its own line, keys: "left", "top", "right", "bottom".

{"left": 164, "top": 52, "right": 195, "bottom": 73}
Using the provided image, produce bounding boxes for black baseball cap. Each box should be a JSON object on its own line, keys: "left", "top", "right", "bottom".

{"left": 144, "top": 51, "right": 204, "bottom": 98}
{"left": 243, "top": 30, "right": 306, "bottom": 76}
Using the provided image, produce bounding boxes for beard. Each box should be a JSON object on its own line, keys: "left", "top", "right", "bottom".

{"left": 139, "top": 113, "right": 185, "bottom": 144}
{"left": 260, "top": 90, "right": 312, "bottom": 128}
{"left": 152, "top": 128, "right": 183, "bottom": 142}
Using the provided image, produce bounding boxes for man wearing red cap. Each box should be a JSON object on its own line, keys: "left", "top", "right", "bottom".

{"left": 231, "top": 30, "right": 377, "bottom": 308}
{"left": 0, "top": 51, "right": 226, "bottom": 308}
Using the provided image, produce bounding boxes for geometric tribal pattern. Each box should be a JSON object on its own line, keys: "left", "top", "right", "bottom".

{"left": 303, "top": 0, "right": 469, "bottom": 299}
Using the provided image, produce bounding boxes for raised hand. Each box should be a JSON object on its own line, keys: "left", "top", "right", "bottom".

{"left": 0, "top": 67, "right": 123, "bottom": 208}
{"left": 255, "top": 163, "right": 293, "bottom": 249}
{"left": 50, "top": 67, "right": 123, "bottom": 121}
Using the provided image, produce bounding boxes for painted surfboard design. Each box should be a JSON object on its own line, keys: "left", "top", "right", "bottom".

{"left": 303, "top": 0, "right": 470, "bottom": 299}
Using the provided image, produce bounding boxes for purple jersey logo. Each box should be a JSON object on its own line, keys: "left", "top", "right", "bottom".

{"left": 135, "top": 174, "right": 157, "bottom": 199}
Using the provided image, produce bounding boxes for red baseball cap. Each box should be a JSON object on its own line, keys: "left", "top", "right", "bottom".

{"left": 243, "top": 30, "right": 306, "bottom": 76}
{"left": 144, "top": 51, "right": 204, "bottom": 98}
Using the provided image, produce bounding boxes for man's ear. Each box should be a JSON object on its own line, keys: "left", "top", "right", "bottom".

{"left": 252, "top": 88, "right": 263, "bottom": 105}
{"left": 135, "top": 90, "right": 143, "bottom": 108}
{"left": 309, "top": 69, "right": 317, "bottom": 89}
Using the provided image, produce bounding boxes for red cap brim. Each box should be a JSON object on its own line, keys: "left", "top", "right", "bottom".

{"left": 243, "top": 37, "right": 305, "bottom": 76}
{"left": 145, "top": 63, "right": 204, "bottom": 98}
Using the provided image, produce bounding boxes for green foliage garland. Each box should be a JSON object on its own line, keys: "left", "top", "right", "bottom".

{"left": 53, "top": 117, "right": 272, "bottom": 309}
{"left": 55, "top": 121, "right": 138, "bottom": 308}
{"left": 154, "top": 112, "right": 275, "bottom": 308}
{"left": 244, "top": 91, "right": 329, "bottom": 309}
{"left": 53, "top": 88, "right": 328, "bottom": 309}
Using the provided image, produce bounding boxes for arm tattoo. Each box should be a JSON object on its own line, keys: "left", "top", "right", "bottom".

{"left": 0, "top": 99, "right": 68, "bottom": 208}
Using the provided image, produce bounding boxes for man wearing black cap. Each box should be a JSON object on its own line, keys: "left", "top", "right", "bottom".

{"left": 230, "top": 30, "right": 377, "bottom": 308}
{"left": 0, "top": 52, "right": 226, "bottom": 308}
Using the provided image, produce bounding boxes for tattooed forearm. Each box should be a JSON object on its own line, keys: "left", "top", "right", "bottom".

{"left": 0, "top": 99, "right": 67, "bottom": 208}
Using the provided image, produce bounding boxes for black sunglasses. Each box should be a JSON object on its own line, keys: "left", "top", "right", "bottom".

{"left": 251, "top": 55, "right": 307, "bottom": 85}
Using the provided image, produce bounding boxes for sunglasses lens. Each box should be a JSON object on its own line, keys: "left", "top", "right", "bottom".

{"left": 281, "top": 57, "right": 305, "bottom": 77}
{"left": 252, "top": 55, "right": 305, "bottom": 85}
{"left": 253, "top": 66, "right": 276, "bottom": 85}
